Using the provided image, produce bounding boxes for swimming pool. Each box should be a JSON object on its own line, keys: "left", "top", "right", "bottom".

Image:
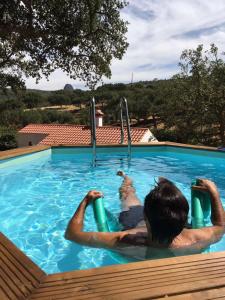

{"left": 0, "top": 146, "right": 225, "bottom": 274}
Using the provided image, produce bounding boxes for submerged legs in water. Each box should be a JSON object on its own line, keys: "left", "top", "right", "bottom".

{"left": 117, "top": 170, "right": 142, "bottom": 211}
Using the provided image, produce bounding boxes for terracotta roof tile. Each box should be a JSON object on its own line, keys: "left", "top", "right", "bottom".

{"left": 19, "top": 124, "right": 149, "bottom": 145}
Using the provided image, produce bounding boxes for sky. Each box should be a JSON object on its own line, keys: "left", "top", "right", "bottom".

{"left": 26, "top": 0, "right": 225, "bottom": 90}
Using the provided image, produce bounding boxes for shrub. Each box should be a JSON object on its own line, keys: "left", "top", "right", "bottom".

{"left": 0, "top": 134, "right": 17, "bottom": 151}
{"left": 22, "top": 110, "right": 43, "bottom": 126}
{"left": 152, "top": 128, "right": 180, "bottom": 142}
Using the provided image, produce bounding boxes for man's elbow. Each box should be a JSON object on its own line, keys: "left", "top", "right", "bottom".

{"left": 64, "top": 230, "right": 70, "bottom": 240}
{"left": 64, "top": 228, "right": 74, "bottom": 241}
{"left": 64, "top": 228, "right": 82, "bottom": 244}
{"left": 65, "top": 222, "right": 78, "bottom": 241}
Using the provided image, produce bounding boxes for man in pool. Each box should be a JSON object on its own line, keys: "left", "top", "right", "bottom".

{"left": 65, "top": 171, "right": 225, "bottom": 259}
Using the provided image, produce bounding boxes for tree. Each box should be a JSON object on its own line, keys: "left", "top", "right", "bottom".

{"left": 48, "top": 92, "right": 71, "bottom": 106}
{"left": 177, "top": 44, "right": 225, "bottom": 145}
{"left": 0, "top": 98, "right": 24, "bottom": 111}
{"left": 23, "top": 92, "right": 44, "bottom": 108}
{"left": 21, "top": 110, "right": 43, "bottom": 126}
{"left": 41, "top": 110, "right": 75, "bottom": 124}
{"left": 0, "top": 109, "right": 23, "bottom": 127}
{"left": 155, "top": 76, "right": 202, "bottom": 143}
{"left": 159, "top": 44, "right": 225, "bottom": 146}
{"left": 0, "top": 0, "right": 128, "bottom": 90}
{"left": 207, "top": 45, "right": 225, "bottom": 145}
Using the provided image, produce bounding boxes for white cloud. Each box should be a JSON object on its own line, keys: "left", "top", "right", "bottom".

{"left": 25, "top": 0, "right": 225, "bottom": 90}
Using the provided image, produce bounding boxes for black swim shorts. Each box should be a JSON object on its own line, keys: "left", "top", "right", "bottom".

{"left": 119, "top": 205, "right": 144, "bottom": 230}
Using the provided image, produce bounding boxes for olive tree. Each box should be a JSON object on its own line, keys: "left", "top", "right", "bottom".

{"left": 0, "top": 0, "right": 128, "bottom": 90}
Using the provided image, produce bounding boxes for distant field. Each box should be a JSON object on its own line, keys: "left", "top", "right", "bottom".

{"left": 24, "top": 104, "right": 84, "bottom": 112}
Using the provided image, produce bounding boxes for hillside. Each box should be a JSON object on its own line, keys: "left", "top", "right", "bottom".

{"left": 0, "top": 75, "right": 224, "bottom": 149}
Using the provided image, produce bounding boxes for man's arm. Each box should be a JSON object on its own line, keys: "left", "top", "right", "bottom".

{"left": 65, "top": 191, "right": 127, "bottom": 248}
{"left": 197, "top": 179, "right": 225, "bottom": 226}
{"left": 191, "top": 179, "right": 225, "bottom": 245}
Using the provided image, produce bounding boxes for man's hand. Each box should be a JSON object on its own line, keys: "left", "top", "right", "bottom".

{"left": 197, "top": 179, "right": 219, "bottom": 196}
{"left": 65, "top": 190, "right": 103, "bottom": 241}
{"left": 85, "top": 190, "right": 103, "bottom": 205}
{"left": 196, "top": 179, "right": 224, "bottom": 226}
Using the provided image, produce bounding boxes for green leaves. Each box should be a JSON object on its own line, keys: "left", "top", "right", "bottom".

{"left": 161, "top": 44, "right": 225, "bottom": 146}
{"left": 0, "top": 0, "right": 128, "bottom": 90}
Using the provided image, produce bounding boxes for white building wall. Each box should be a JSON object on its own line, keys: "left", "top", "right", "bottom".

{"left": 17, "top": 133, "right": 47, "bottom": 147}
{"left": 140, "top": 129, "right": 158, "bottom": 143}
{"left": 96, "top": 116, "right": 103, "bottom": 127}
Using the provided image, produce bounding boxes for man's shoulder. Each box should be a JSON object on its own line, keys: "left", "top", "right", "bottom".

{"left": 183, "top": 226, "right": 225, "bottom": 244}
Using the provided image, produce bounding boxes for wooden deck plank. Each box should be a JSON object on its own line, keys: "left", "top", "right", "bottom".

{"left": 29, "top": 270, "right": 225, "bottom": 298}
{"left": 0, "top": 257, "right": 29, "bottom": 299}
{"left": 159, "top": 286, "right": 225, "bottom": 299}
{"left": 0, "top": 248, "right": 36, "bottom": 291}
{"left": 1, "top": 240, "right": 225, "bottom": 300}
{"left": 0, "top": 145, "right": 50, "bottom": 161}
{"left": 0, "top": 233, "right": 46, "bottom": 300}
{"left": 0, "top": 244, "right": 42, "bottom": 287}
{"left": 0, "top": 262, "right": 26, "bottom": 299}
{"left": 28, "top": 252, "right": 225, "bottom": 300}
{"left": 43, "top": 251, "right": 225, "bottom": 283}
{"left": 0, "top": 233, "right": 45, "bottom": 281}
{"left": 0, "top": 272, "right": 17, "bottom": 300}
{"left": 31, "top": 263, "right": 225, "bottom": 296}
{"left": 28, "top": 273, "right": 225, "bottom": 300}
{"left": 38, "top": 257, "right": 225, "bottom": 290}
{"left": 29, "top": 278, "right": 225, "bottom": 300}
{"left": 0, "top": 286, "right": 10, "bottom": 300}
{"left": 104, "top": 278, "right": 225, "bottom": 300}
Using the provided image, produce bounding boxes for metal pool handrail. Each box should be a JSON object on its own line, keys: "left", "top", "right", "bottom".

{"left": 90, "top": 97, "right": 96, "bottom": 166}
{"left": 120, "top": 97, "right": 131, "bottom": 160}
{"left": 90, "top": 97, "right": 131, "bottom": 165}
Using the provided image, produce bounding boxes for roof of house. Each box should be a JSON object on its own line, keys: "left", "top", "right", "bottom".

{"left": 19, "top": 124, "right": 150, "bottom": 145}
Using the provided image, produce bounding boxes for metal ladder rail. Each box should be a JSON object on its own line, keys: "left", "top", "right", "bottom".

{"left": 90, "top": 97, "right": 96, "bottom": 166}
{"left": 120, "top": 97, "right": 131, "bottom": 160}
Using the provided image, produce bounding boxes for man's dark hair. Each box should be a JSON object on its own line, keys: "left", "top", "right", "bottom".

{"left": 144, "top": 178, "right": 189, "bottom": 245}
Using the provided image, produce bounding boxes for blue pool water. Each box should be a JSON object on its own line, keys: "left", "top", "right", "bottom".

{"left": 0, "top": 146, "right": 225, "bottom": 274}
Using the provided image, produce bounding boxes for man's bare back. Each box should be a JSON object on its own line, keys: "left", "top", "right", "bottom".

{"left": 65, "top": 172, "right": 225, "bottom": 261}
{"left": 112, "top": 226, "right": 223, "bottom": 260}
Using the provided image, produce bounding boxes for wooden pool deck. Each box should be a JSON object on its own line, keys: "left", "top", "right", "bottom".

{"left": 0, "top": 145, "right": 50, "bottom": 161}
{"left": 1, "top": 232, "right": 225, "bottom": 300}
